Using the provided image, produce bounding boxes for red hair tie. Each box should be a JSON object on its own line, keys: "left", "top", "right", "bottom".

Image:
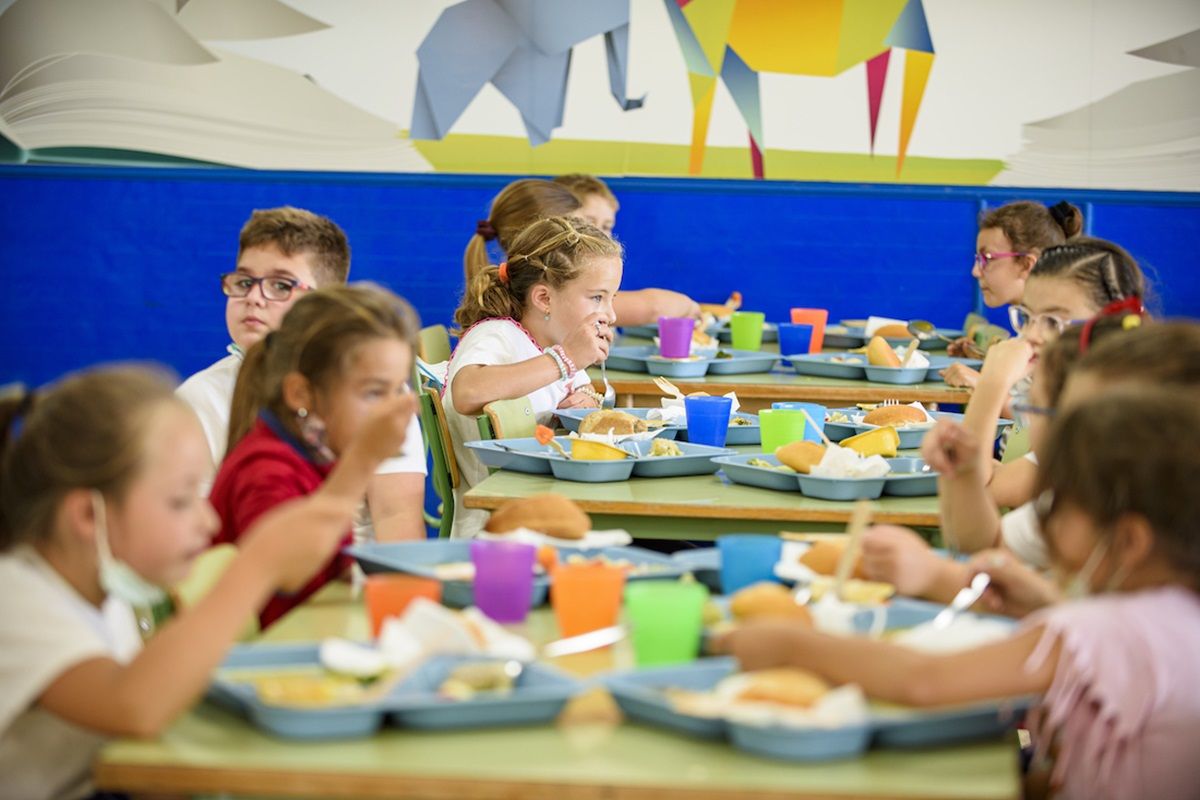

{"left": 1080, "top": 295, "right": 1144, "bottom": 353}
{"left": 498, "top": 261, "right": 510, "bottom": 285}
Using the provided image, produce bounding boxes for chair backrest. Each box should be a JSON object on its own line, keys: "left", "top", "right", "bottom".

{"left": 419, "top": 324, "right": 452, "bottom": 364}
{"left": 419, "top": 387, "right": 459, "bottom": 538}
{"left": 480, "top": 396, "right": 537, "bottom": 440}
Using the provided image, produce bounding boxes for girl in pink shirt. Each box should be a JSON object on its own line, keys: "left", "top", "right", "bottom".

{"left": 717, "top": 384, "right": 1200, "bottom": 800}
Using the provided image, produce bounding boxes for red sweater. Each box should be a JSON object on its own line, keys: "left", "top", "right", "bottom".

{"left": 208, "top": 416, "right": 351, "bottom": 629}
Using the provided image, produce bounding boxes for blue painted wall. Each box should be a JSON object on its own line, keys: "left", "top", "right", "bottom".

{"left": 2, "top": 165, "right": 1198, "bottom": 388}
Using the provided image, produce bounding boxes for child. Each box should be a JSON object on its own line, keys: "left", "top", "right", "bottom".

{"left": 863, "top": 315, "right": 1200, "bottom": 601}
{"left": 210, "top": 283, "right": 420, "bottom": 628}
{"left": 942, "top": 237, "right": 1146, "bottom": 517}
{"left": 0, "top": 365, "right": 412, "bottom": 798}
{"left": 177, "top": 206, "right": 427, "bottom": 540}
{"left": 468, "top": 177, "right": 699, "bottom": 326}
{"left": 448, "top": 216, "right": 620, "bottom": 539}
{"left": 554, "top": 172, "right": 619, "bottom": 234}
{"left": 943, "top": 200, "right": 1083, "bottom": 389}
{"left": 719, "top": 385, "right": 1200, "bottom": 799}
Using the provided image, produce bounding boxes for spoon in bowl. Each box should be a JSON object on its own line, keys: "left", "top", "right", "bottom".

{"left": 909, "top": 319, "right": 983, "bottom": 358}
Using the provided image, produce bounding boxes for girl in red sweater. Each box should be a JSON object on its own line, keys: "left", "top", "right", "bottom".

{"left": 209, "top": 283, "right": 419, "bottom": 628}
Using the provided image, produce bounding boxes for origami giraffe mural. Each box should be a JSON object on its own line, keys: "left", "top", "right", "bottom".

{"left": 665, "top": 0, "right": 936, "bottom": 178}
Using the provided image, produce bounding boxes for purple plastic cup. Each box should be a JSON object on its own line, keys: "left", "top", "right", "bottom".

{"left": 658, "top": 316, "right": 696, "bottom": 359}
{"left": 470, "top": 540, "right": 537, "bottom": 623}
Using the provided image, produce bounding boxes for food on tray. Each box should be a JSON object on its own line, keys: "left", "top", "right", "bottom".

{"left": 841, "top": 427, "right": 900, "bottom": 458}
{"left": 561, "top": 552, "right": 670, "bottom": 577}
{"left": 799, "top": 540, "right": 868, "bottom": 580}
{"left": 715, "top": 350, "right": 735, "bottom": 359}
{"left": 747, "top": 457, "right": 794, "bottom": 472}
{"left": 571, "top": 438, "right": 632, "bottom": 461}
{"left": 826, "top": 411, "right": 851, "bottom": 423}
{"left": 730, "top": 415, "right": 753, "bottom": 426}
{"left": 485, "top": 494, "right": 591, "bottom": 540}
{"left": 775, "top": 440, "right": 826, "bottom": 474}
{"left": 862, "top": 405, "right": 928, "bottom": 427}
{"left": 438, "top": 661, "right": 517, "bottom": 700}
{"left": 829, "top": 356, "right": 863, "bottom": 364}
{"left": 874, "top": 323, "right": 915, "bottom": 339}
{"left": 579, "top": 409, "right": 649, "bottom": 435}
{"left": 809, "top": 444, "right": 891, "bottom": 479}
{"left": 734, "top": 668, "right": 831, "bottom": 708}
{"left": 692, "top": 323, "right": 719, "bottom": 349}
{"left": 810, "top": 576, "right": 895, "bottom": 605}
{"left": 892, "top": 615, "right": 1013, "bottom": 653}
{"left": 730, "top": 582, "right": 814, "bottom": 623}
{"left": 248, "top": 671, "right": 374, "bottom": 707}
{"left": 698, "top": 291, "right": 742, "bottom": 321}
{"left": 866, "top": 335, "right": 902, "bottom": 367}
{"left": 649, "top": 438, "right": 684, "bottom": 457}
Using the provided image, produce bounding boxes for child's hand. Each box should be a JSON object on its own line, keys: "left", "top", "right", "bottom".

{"left": 346, "top": 393, "right": 418, "bottom": 465}
{"left": 967, "top": 550, "right": 1060, "bottom": 618}
{"left": 946, "top": 336, "right": 975, "bottom": 357}
{"left": 920, "top": 418, "right": 982, "bottom": 477}
{"left": 710, "top": 620, "right": 812, "bottom": 671}
{"left": 240, "top": 494, "right": 355, "bottom": 592}
{"left": 562, "top": 312, "right": 613, "bottom": 369}
{"left": 558, "top": 390, "right": 599, "bottom": 409}
{"left": 940, "top": 363, "right": 980, "bottom": 389}
{"left": 860, "top": 525, "right": 944, "bottom": 596}
{"left": 979, "top": 337, "right": 1035, "bottom": 390}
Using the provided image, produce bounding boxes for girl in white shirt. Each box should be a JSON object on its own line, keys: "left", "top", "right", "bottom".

{"left": 446, "top": 216, "right": 622, "bottom": 538}
{"left": 0, "top": 365, "right": 412, "bottom": 800}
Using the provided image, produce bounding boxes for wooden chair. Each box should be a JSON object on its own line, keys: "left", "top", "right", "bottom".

{"left": 476, "top": 396, "right": 537, "bottom": 441}
{"left": 418, "top": 386, "right": 459, "bottom": 539}
{"left": 419, "top": 324, "right": 452, "bottom": 364}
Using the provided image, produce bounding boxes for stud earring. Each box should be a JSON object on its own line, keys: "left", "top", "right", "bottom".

{"left": 297, "top": 407, "right": 308, "bottom": 419}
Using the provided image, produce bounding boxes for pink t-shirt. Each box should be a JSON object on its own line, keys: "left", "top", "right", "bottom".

{"left": 1022, "top": 586, "right": 1200, "bottom": 800}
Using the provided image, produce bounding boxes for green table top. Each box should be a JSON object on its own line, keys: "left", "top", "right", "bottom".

{"left": 96, "top": 587, "right": 1019, "bottom": 800}
{"left": 463, "top": 448, "right": 941, "bottom": 537}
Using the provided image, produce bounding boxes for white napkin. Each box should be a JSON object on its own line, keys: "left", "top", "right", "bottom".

{"left": 661, "top": 391, "right": 741, "bottom": 417}
{"left": 376, "top": 596, "right": 537, "bottom": 663}
{"left": 476, "top": 526, "right": 633, "bottom": 549}
{"left": 809, "top": 444, "right": 891, "bottom": 479}
{"left": 570, "top": 429, "right": 664, "bottom": 444}
{"left": 864, "top": 316, "right": 908, "bottom": 336}
{"left": 647, "top": 405, "right": 686, "bottom": 424}
{"left": 895, "top": 342, "right": 930, "bottom": 369}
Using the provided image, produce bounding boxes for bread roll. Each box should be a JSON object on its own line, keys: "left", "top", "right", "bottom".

{"left": 799, "top": 540, "right": 868, "bottom": 580}
{"left": 863, "top": 405, "right": 926, "bottom": 427}
{"left": 866, "top": 336, "right": 901, "bottom": 367}
{"left": 874, "top": 323, "right": 914, "bottom": 339}
{"left": 484, "top": 494, "right": 591, "bottom": 540}
{"left": 579, "top": 410, "right": 648, "bottom": 436}
{"left": 775, "top": 440, "right": 826, "bottom": 474}
{"left": 735, "top": 669, "right": 830, "bottom": 708}
{"left": 729, "top": 582, "right": 813, "bottom": 624}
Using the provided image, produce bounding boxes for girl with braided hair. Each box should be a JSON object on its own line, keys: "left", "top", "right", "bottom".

{"left": 447, "top": 216, "right": 623, "bottom": 539}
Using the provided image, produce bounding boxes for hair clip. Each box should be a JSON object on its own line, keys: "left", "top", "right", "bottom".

{"left": 1079, "top": 295, "right": 1144, "bottom": 353}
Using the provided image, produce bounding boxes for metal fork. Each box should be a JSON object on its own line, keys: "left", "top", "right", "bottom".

{"left": 597, "top": 322, "right": 616, "bottom": 409}
{"left": 880, "top": 398, "right": 900, "bottom": 407}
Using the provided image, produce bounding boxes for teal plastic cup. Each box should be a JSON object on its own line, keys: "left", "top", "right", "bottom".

{"left": 624, "top": 580, "right": 709, "bottom": 666}
{"left": 729, "top": 311, "right": 766, "bottom": 351}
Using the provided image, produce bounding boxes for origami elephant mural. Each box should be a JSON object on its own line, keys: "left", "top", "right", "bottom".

{"left": 410, "top": 0, "right": 643, "bottom": 145}
{"left": 665, "top": 0, "right": 936, "bottom": 177}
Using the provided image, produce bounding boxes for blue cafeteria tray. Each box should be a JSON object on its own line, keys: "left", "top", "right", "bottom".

{"left": 604, "top": 658, "right": 738, "bottom": 739}
{"left": 465, "top": 437, "right": 558, "bottom": 474}
{"left": 789, "top": 352, "right": 868, "bottom": 380}
{"left": 625, "top": 440, "right": 734, "bottom": 477}
{"left": 713, "top": 454, "right": 800, "bottom": 492}
{"left": 795, "top": 473, "right": 887, "bottom": 501}
{"left": 883, "top": 457, "right": 939, "bottom": 497}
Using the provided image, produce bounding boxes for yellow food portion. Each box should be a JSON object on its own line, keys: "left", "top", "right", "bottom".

{"left": 841, "top": 426, "right": 900, "bottom": 458}
{"left": 775, "top": 440, "right": 826, "bottom": 473}
{"left": 650, "top": 438, "right": 684, "bottom": 457}
{"left": 438, "top": 662, "right": 515, "bottom": 701}
{"left": 570, "top": 439, "right": 632, "bottom": 460}
{"left": 809, "top": 576, "right": 895, "bottom": 605}
{"left": 241, "top": 671, "right": 374, "bottom": 707}
{"left": 866, "top": 335, "right": 901, "bottom": 367}
{"left": 730, "top": 582, "right": 813, "bottom": 624}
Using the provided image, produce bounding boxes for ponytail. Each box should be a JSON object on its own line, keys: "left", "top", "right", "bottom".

{"left": 227, "top": 336, "right": 272, "bottom": 454}
{"left": 461, "top": 179, "right": 581, "bottom": 287}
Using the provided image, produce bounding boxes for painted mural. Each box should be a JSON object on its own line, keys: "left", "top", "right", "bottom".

{"left": 1, "top": 0, "right": 1197, "bottom": 190}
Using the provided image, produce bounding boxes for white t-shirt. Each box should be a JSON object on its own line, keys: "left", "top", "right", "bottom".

{"left": 443, "top": 319, "right": 591, "bottom": 539}
{"left": 1002, "top": 500, "right": 1049, "bottom": 569}
{"left": 0, "top": 547, "right": 143, "bottom": 800}
{"left": 177, "top": 346, "right": 428, "bottom": 476}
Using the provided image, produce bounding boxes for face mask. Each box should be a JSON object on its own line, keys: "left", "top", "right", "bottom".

{"left": 92, "top": 490, "right": 167, "bottom": 608}
{"left": 1057, "top": 537, "right": 1132, "bottom": 600}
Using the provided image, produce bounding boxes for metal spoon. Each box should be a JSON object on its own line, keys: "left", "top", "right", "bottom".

{"left": 931, "top": 572, "right": 991, "bottom": 629}
{"left": 503, "top": 625, "right": 627, "bottom": 683}
{"left": 909, "top": 319, "right": 983, "bottom": 358}
{"left": 597, "top": 321, "right": 616, "bottom": 409}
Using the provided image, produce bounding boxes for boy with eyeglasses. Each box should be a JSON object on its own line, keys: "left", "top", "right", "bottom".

{"left": 177, "top": 207, "right": 428, "bottom": 540}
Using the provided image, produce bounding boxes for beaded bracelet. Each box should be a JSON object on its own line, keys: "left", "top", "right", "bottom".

{"left": 576, "top": 386, "right": 604, "bottom": 405}
{"left": 547, "top": 344, "right": 577, "bottom": 379}
{"left": 544, "top": 347, "right": 568, "bottom": 381}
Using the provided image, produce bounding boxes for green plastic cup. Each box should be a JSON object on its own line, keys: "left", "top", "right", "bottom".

{"left": 729, "top": 311, "right": 766, "bottom": 351}
{"left": 624, "top": 580, "right": 709, "bottom": 666}
{"left": 759, "top": 408, "right": 811, "bottom": 454}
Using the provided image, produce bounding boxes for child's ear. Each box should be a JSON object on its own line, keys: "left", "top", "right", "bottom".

{"left": 281, "top": 371, "right": 314, "bottom": 414}
{"left": 1018, "top": 251, "right": 1039, "bottom": 278}
{"left": 529, "top": 283, "right": 553, "bottom": 316}
{"left": 58, "top": 488, "right": 98, "bottom": 545}
{"left": 1112, "top": 512, "right": 1154, "bottom": 572}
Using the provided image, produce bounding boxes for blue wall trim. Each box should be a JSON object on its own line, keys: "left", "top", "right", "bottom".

{"left": 2, "top": 164, "right": 1198, "bottom": 389}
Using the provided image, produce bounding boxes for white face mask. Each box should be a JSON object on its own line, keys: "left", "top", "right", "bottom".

{"left": 92, "top": 490, "right": 167, "bottom": 608}
{"left": 1057, "top": 537, "right": 1131, "bottom": 600}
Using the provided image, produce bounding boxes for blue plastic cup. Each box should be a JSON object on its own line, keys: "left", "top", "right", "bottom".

{"left": 684, "top": 396, "right": 733, "bottom": 447}
{"left": 771, "top": 402, "right": 827, "bottom": 444}
{"left": 717, "top": 534, "right": 783, "bottom": 594}
{"left": 777, "top": 323, "right": 814, "bottom": 364}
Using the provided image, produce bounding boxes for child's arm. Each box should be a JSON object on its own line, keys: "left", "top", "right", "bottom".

{"left": 961, "top": 338, "right": 1035, "bottom": 485}
{"left": 859, "top": 525, "right": 971, "bottom": 604}
{"left": 451, "top": 312, "right": 612, "bottom": 416}
{"left": 367, "top": 472, "right": 426, "bottom": 541}
{"left": 988, "top": 457, "right": 1039, "bottom": 510}
{"left": 714, "top": 620, "right": 1056, "bottom": 708}
{"left": 613, "top": 289, "right": 700, "bottom": 327}
{"left": 37, "top": 396, "right": 417, "bottom": 737}
{"left": 922, "top": 420, "right": 1004, "bottom": 552}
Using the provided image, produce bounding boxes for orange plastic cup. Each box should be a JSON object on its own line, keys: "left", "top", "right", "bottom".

{"left": 551, "top": 562, "right": 627, "bottom": 638}
{"left": 364, "top": 574, "right": 442, "bottom": 637}
{"left": 790, "top": 308, "right": 829, "bottom": 353}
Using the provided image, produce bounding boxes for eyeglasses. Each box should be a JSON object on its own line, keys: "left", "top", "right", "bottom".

{"left": 221, "top": 273, "right": 313, "bottom": 302}
{"left": 973, "top": 251, "right": 1028, "bottom": 271}
{"left": 1011, "top": 401, "right": 1056, "bottom": 428}
{"left": 1008, "top": 305, "right": 1084, "bottom": 338}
